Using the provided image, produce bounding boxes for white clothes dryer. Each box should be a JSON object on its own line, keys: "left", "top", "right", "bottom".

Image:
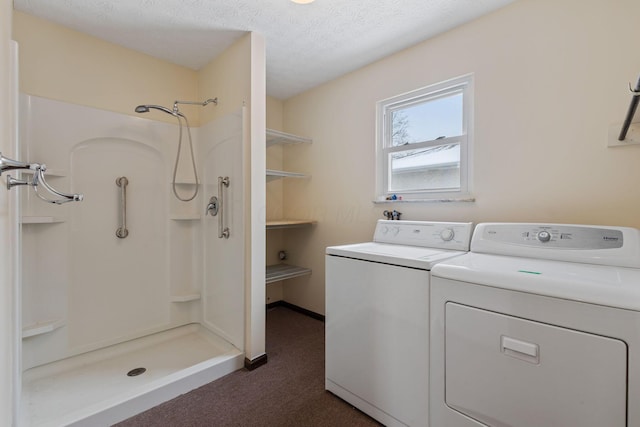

{"left": 326, "top": 220, "right": 473, "bottom": 427}
{"left": 430, "top": 223, "right": 640, "bottom": 427}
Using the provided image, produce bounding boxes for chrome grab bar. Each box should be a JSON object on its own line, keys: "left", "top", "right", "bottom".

{"left": 218, "top": 176, "right": 230, "bottom": 239}
{"left": 33, "top": 167, "right": 84, "bottom": 204}
{"left": 1, "top": 152, "right": 83, "bottom": 204}
{"left": 115, "top": 177, "right": 129, "bottom": 238}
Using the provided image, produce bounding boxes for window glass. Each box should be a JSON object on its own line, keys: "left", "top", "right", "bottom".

{"left": 391, "top": 92, "right": 463, "bottom": 146}
{"left": 389, "top": 143, "right": 460, "bottom": 192}
{"left": 376, "top": 74, "right": 473, "bottom": 201}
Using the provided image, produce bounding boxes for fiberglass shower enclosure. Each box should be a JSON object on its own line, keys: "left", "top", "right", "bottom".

{"left": 16, "top": 94, "right": 247, "bottom": 425}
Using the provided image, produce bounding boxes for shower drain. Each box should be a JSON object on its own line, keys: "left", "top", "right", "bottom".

{"left": 127, "top": 367, "right": 146, "bottom": 377}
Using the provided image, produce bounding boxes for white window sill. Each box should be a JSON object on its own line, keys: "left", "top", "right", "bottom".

{"left": 372, "top": 197, "right": 475, "bottom": 204}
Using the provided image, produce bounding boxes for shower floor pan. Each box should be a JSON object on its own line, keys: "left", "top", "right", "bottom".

{"left": 21, "top": 323, "right": 244, "bottom": 427}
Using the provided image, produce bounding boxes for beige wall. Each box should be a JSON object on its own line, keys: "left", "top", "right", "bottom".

{"left": 280, "top": 0, "right": 640, "bottom": 314}
{"left": 198, "top": 34, "right": 252, "bottom": 125}
{"left": 12, "top": 11, "right": 199, "bottom": 125}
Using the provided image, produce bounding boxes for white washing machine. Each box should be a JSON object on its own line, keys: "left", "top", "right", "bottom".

{"left": 326, "top": 220, "right": 473, "bottom": 427}
{"left": 430, "top": 222, "right": 640, "bottom": 427}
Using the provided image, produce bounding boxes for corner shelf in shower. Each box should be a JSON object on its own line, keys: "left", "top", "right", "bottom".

{"left": 21, "top": 216, "right": 65, "bottom": 224}
{"left": 22, "top": 318, "right": 65, "bottom": 338}
{"left": 170, "top": 292, "right": 201, "bottom": 302}
{"left": 266, "top": 264, "right": 312, "bottom": 284}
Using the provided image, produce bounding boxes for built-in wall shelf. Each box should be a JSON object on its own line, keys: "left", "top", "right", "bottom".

{"left": 265, "top": 128, "right": 313, "bottom": 291}
{"left": 170, "top": 214, "right": 201, "bottom": 221}
{"left": 266, "top": 219, "right": 316, "bottom": 230}
{"left": 266, "top": 129, "right": 313, "bottom": 147}
{"left": 266, "top": 264, "right": 312, "bottom": 284}
{"left": 22, "top": 318, "right": 65, "bottom": 339}
{"left": 170, "top": 293, "right": 201, "bottom": 303}
{"left": 21, "top": 216, "right": 65, "bottom": 224}
{"left": 266, "top": 169, "right": 308, "bottom": 181}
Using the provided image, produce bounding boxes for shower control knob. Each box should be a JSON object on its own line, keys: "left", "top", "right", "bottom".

{"left": 537, "top": 230, "right": 552, "bottom": 242}
{"left": 440, "top": 228, "right": 455, "bottom": 241}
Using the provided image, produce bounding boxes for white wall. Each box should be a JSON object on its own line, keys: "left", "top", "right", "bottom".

{"left": 0, "top": 1, "right": 17, "bottom": 423}
{"left": 280, "top": 0, "right": 640, "bottom": 314}
{"left": 246, "top": 33, "right": 267, "bottom": 363}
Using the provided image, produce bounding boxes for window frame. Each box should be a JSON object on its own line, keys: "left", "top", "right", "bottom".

{"left": 375, "top": 74, "right": 474, "bottom": 202}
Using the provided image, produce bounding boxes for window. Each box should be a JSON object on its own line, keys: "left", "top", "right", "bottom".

{"left": 375, "top": 74, "right": 473, "bottom": 201}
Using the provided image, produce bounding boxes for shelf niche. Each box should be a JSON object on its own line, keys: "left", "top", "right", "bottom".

{"left": 22, "top": 318, "right": 65, "bottom": 339}
{"left": 266, "top": 219, "right": 316, "bottom": 230}
{"left": 266, "top": 129, "right": 312, "bottom": 147}
{"left": 265, "top": 128, "right": 314, "bottom": 287}
{"left": 266, "top": 264, "right": 312, "bottom": 284}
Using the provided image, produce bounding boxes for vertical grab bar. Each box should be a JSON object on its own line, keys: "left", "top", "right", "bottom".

{"left": 218, "top": 176, "right": 230, "bottom": 239}
{"left": 116, "top": 177, "right": 129, "bottom": 238}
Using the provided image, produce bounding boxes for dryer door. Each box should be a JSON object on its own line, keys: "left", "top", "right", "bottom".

{"left": 445, "top": 302, "right": 627, "bottom": 427}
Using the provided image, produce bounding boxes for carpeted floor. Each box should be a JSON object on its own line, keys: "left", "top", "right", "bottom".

{"left": 115, "top": 306, "right": 382, "bottom": 426}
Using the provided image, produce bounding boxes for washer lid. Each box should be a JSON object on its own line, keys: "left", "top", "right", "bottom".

{"left": 431, "top": 253, "right": 640, "bottom": 311}
{"left": 326, "top": 242, "right": 467, "bottom": 270}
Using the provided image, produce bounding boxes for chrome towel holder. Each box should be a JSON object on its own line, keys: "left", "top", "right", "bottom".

{"left": 618, "top": 75, "right": 640, "bottom": 141}
{"left": 0, "top": 152, "right": 83, "bottom": 204}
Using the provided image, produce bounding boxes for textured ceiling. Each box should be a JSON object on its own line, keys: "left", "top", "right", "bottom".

{"left": 13, "top": 0, "right": 516, "bottom": 100}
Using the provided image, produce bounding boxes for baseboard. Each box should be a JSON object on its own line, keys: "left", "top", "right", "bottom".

{"left": 244, "top": 353, "right": 268, "bottom": 371}
{"left": 266, "top": 300, "right": 325, "bottom": 322}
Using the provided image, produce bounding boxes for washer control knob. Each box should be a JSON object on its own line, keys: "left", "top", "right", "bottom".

{"left": 537, "top": 230, "right": 552, "bottom": 242}
{"left": 440, "top": 228, "right": 455, "bottom": 241}
{"left": 392, "top": 226, "right": 400, "bottom": 236}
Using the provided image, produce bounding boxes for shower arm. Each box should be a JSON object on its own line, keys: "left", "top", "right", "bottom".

{"left": 173, "top": 98, "right": 218, "bottom": 113}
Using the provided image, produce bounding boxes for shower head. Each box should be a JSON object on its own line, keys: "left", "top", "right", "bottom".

{"left": 134, "top": 104, "right": 184, "bottom": 118}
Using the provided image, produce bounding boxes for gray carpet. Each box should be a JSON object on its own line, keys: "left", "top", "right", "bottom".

{"left": 115, "top": 306, "right": 382, "bottom": 426}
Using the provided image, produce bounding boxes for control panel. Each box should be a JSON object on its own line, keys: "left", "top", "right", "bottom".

{"left": 480, "top": 224, "right": 624, "bottom": 250}
{"left": 471, "top": 223, "right": 640, "bottom": 268}
{"left": 373, "top": 220, "right": 473, "bottom": 251}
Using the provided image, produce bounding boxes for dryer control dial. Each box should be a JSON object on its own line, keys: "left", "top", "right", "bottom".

{"left": 440, "top": 228, "right": 455, "bottom": 242}
{"left": 537, "top": 230, "right": 552, "bottom": 242}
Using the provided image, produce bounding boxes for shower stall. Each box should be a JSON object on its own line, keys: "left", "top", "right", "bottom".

{"left": 15, "top": 94, "right": 247, "bottom": 426}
